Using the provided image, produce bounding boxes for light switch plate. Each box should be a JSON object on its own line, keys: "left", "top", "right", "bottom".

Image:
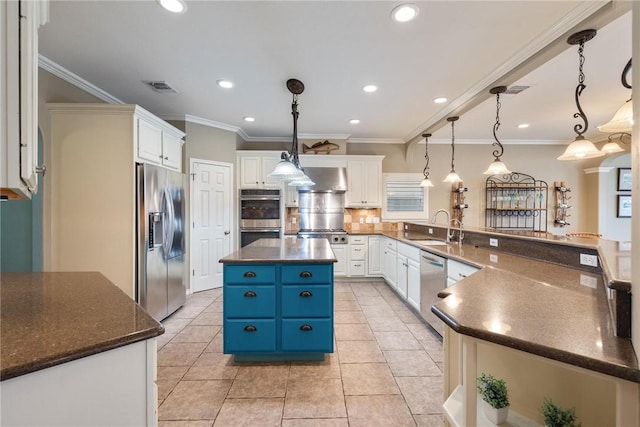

{"left": 489, "top": 238, "right": 498, "bottom": 247}
{"left": 580, "top": 253, "right": 598, "bottom": 267}
{"left": 428, "top": 228, "right": 433, "bottom": 235}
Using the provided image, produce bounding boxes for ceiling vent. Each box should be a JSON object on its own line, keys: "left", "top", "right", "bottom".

{"left": 504, "top": 85, "right": 530, "bottom": 95}
{"left": 143, "top": 80, "right": 178, "bottom": 94}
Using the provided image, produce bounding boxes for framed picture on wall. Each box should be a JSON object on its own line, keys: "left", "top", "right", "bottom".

{"left": 617, "top": 194, "right": 632, "bottom": 218}
{"left": 617, "top": 168, "right": 632, "bottom": 191}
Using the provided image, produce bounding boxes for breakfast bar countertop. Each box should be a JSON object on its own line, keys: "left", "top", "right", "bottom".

{"left": 0, "top": 272, "right": 164, "bottom": 381}
{"left": 219, "top": 237, "right": 337, "bottom": 264}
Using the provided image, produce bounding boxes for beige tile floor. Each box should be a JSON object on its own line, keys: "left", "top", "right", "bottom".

{"left": 157, "top": 280, "right": 444, "bottom": 427}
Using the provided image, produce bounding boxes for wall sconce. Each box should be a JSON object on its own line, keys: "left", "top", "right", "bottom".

{"left": 483, "top": 86, "right": 512, "bottom": 175}
{"left": 557, "top": 30, "right": 605, "bottom": 161}
{"left": 598, "top": 59, "right": 633, "bottom": 134}
{"left": 419, "top": 133, "right": 434, "bottom": 187}
{"left": 443, "top": 116, "right": 462, "bottom": 183}
{"left": 268, "top": 79, "right": 313, "bottom": 184}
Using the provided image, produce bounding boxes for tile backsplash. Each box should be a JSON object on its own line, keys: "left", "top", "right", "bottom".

{"left": 285, "top": 207, "right": 400, "bottom": 233}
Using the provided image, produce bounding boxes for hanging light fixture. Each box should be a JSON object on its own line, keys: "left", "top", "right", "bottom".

{"left": 598, "top": 58, "right": 633, "bottom": 134}
{"left": 558, "top": 29, "right": 604, "bottom": 161}
{"left": 483, "top": 86, "right": 512, "bottom": 175}
{"left": 600, "top": 132, "right": 631, "bottom": 154}
{"left": 268, "top": 79, "right": 309, "bottom": 181}
{"left": 419, "top": 133, "right": 434, "bottom": 187}
{"left": 443, "top": 116, "right": 462, "bottom": 183}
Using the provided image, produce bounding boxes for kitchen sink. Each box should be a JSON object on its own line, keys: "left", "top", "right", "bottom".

{"left": 411, "top": 240, "right": 448, "bottom": 246}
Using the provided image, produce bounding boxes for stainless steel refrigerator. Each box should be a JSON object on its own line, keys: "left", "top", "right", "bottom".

{"left": 136, "top": 163, "right": 186, "bottom": 321}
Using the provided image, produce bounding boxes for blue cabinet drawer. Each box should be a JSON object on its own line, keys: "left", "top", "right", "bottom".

{"left": 224, "top": 285, "right": 275, "bottom": 318}
{"left": 225, "top": 265, "right": 276, "bottom": 284}
{"left": 281, "top": 285, "right": 331, "bottom": 318}
{"left": 224, "top": 319, "right": 276, "bottom": 353}
{"left": 281, "top": 318, "right": 333, "bottom": 352}
{"left": 282, "top": 264, "right": 331, "bottom": 284}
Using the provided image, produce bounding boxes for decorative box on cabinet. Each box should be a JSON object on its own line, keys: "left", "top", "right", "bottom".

{"left": 223, "top": 263, "right": 334, "bottom": 361}
{"left": 346, "top": 158, "right": 383, "bottom": 208}
{"left": 1, "top": 0, "right": 48, "bottom": 199}
{"left": 47, "top": 104, "right": 185, "bottom": 298}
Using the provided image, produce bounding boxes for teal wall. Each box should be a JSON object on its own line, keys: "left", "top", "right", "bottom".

{"left": 0, "top": 130, "right": 43, "bottom": 272}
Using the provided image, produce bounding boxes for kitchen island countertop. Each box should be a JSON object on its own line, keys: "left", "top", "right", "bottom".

{"left": 0, "top": 272, "right": 164, "bottom": 381}
{"left": 219, "top": 237, "right": 337, "bottom": 264}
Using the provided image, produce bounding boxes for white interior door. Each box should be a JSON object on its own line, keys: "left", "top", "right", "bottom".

{"left": 190, "top": 159, "right": 233, "bottom": 292}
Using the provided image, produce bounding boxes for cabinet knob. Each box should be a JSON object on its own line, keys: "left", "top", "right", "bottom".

{"left": 299, "top": 271, "right": 312, "bottom": 278}
{"left": 35, "top": 165, "right": 47, "bottom": 176}
{"left": 244, "top": 325, "right": 257, "bottom": 332}
{"left": 299, "top": 324, "right": 313, "bottom": 331}
{"left": 164, "top": 156, "right": 169, "bottom": 160}
{"left": 244, "top": 291, "right": 257, "bottom": 297}
{"left": 243, "top": 271, "right": 256, "bottom": 278}
{"left": 299, "top": 290, "right": 312, "bottom": 297}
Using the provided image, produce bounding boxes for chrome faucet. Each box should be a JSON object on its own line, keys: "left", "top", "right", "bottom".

{"left": 431, "top": 209, "right": 453, "bottom": 242}
{"left": 450, "top": 218, "right": 464, "bottom": 246}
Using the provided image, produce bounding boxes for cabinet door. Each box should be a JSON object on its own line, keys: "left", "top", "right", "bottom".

{"left": 368, "top": 237, "right": 383, "bottom": 276}
{"left": 396, "top": 255, "right": 408, "bottom": 298}
{"left": 239, "top": 156, "right": 261, "bottom": 188}
{"left": 383, "top": 248, "right": 397, "bottom": 287}
{"left": 406, "top": 258, "right": 420, "bottom": 310}
{"left": 285, "top": 185, "right": 299, "bottom": 207}
{"left": 362, "top": 161, "right": 381, "bottom": 207}
{"left": 161, "top": 132, "right": 183, "bottom": 171}
{"left": 346, "top": 160, "right": 364, "bottom": 207}
{"left": 331, "top": 245, "right": 347, "bottom": 276}
{"left": 137, "top": 118, "right": 163, "bottom": 165}
{"left": 261, "top": 157, "right": 282, "bottom": 188}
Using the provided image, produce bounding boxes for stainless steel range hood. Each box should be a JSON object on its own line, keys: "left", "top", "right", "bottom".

{"left": 298, "top": 167, "right": 347, "bottom": 192}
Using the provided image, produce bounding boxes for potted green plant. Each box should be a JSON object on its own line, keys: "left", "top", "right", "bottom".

{"left": 477, "top": 373, "right": 510, "bottom": 424}
{"left": 541, "top": 398, "right": 581, "bottom": 427}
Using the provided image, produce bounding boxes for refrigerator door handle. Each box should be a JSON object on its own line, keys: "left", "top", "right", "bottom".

{"left": 162, "top": 188, "right": 175, "bottom": 259}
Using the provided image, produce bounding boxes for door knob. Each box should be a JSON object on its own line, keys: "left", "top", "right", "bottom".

{"left": 224, "top": 230, "right": 230, "bottom": 235}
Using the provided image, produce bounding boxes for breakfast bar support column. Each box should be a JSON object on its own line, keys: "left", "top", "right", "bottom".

{"left": 462, "top": 336, "right": 478, "bottom": 427}
{"left": 616, "top": 379, "right": 640, "bottom": 427}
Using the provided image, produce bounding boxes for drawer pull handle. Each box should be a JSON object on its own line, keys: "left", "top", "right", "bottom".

{"left": 244, "top": 325, "right": 257, "bottom": 332}
{"left": 244, "top": 291, "right": 257, "bottom": 297}
{"left": 243, "top": 271, "right": 256, "bottom": 278}
{"left": 459, "top": 273, "right": 467, "bottom": 278}
{"left": 299, "top": 290, "right": 312, "bottom": 297}
{"left": 300, "top": 324, "right": 313, "bottom": 331}
{"left": 300, "top": 271, "right": 312, "bottom": 278}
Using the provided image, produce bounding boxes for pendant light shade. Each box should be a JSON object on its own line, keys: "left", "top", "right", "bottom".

{"left": 599, "top": 132, "right": 631, "bottom": 155}
{"left": 443, "top": 117, "right": 462, "bottom": 183}
{"left": 420, "top": 133, "right": 434, "bottom": 187}
{"left": 268, "top": 79, "right": 313, "bottom": 183}
{"left": 600, "top": 141, "right": 625, "bottom": 154}
{"left": 558, "top": 30, "right": 604, "bottom": 161}
{"left": 598, "top": 59, "right": 633, "bottom": 134}
{"left": 484, "top": 86, "right": 511, "bottom": 175}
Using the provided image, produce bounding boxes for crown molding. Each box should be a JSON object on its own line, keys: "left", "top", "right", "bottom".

{"left": 427, "top": 138, "right": 568, "bottom": 145}
{"left": 348, "top": 138, "right": 405, "bottom": 145}
{"left": 584, "top": 167, "right": 615, "bottom": 174}
{"left": 38, "top": 55, "right": 124, "bottom": 105}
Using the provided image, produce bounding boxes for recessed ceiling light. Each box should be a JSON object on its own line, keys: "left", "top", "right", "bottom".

{"left": 157, "top": 0, "right": 187, "bottom": 13}
{"left": 217, "top": 80, "right": 234, "bottom": 89}
{"left": 244, "top": 116, "right": 255, "bottom": 122}
{"left": 517, "top": 123, "right": 530, "bottom": 129}
{"left": 363, "top": 85, "right": 378, "bottom": 93}
{"left": 349, "top": 119, "right": 360, "bottom": 124}
{"left": 391, "top": 4, "right": 419, "bottom": 22}
{"left": 433, "top": 97, "right": 447, "bottom": 104}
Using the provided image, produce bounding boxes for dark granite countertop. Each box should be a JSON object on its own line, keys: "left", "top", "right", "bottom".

{"left": 219, "top": 237, "right": 337, "bottom": 264}
{"left": 1, "top": 272, "right": 164, "bottom": 381}
{"left": 368, "top": 230, "right": 639, "bottom": 383}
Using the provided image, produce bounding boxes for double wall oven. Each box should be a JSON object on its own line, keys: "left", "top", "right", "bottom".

{"left": 239, "top": 189, "right": 282, "bottom": 247}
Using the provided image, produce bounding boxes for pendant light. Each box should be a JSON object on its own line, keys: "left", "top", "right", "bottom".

{"left": 598, "top": 59, "right": 633, "bottom": 134}
{"left": 268, "top": 79, "right": 310, "bottom": 182}
{"left": 483, "top": 86, "right": 512, "bottom": 175}
{"left": 600, "top": 132, "right": 631, "bottom": 154}
{"left": 558, "top": 30, "right": 604, "bottom": 161}
{"left": 419, "top": 133, "right": 434, "bottom": 187}
{"left": 443, "top": 116, "right": 462, "bottom": 183}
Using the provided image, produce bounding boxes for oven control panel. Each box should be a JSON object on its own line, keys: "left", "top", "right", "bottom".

{"left": 330, "top": 235, "right": 348, "bottom": 244}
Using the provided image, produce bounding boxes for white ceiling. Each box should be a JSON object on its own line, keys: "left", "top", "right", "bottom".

{"left": 39, "top": 1, "right": 632, "bottom": 145}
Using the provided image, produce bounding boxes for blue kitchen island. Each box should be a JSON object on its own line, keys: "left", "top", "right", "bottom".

{"left": 219, "top": 237, "right": 337, "bottom": 361}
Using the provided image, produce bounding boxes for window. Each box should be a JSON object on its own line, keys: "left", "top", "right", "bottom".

{"left": 382, "top": 173, "right": 429, "bottom": 220}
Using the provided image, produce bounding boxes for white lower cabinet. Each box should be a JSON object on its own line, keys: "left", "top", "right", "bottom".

{"left": 1, "top": 339, "right": 158, "bottom": 426}
{"left": 396, "top": 242, "right": 420, "bottom": 302}
{"left": 348, "top": 235, "right": 367, "bottom": 277}
{"left": 447, "top": 259, "right": 479, "bottom": 287}
{"left": 406, "top": 258, "right": 420, "bottom": 310}
{"left": 331, "top": 244, "right": 347, "bottom": 277}
{"left": 382, "top": 238, "right": 397, "bottom": 288}
{"left": 368, "top": 236, "right": 383, "bottom": 276}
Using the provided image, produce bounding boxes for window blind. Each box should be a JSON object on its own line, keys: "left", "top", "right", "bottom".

{"left": 386, "top": 181, "right": 424, "bottom": 212}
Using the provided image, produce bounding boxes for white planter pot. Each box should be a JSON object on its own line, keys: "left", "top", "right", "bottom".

{"left": 482, "top": 400, "right": 509, "bottom": 425}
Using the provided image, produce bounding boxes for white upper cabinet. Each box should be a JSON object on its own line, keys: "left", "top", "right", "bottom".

{"left": 135, "top": 111, "right": 184, "bottom": 172}
{"left": 1, "top": 0, "right": 48, "bottom": 199}
{"left": 346, "top": 158, "right": 382, "bottom": 208}
{"left": 237, "top": 153, "right": 282, "bottom": 188}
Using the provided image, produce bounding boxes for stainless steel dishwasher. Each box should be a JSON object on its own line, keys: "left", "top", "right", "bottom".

{"left": 420, "top": 251, "right": 447, "bottom": 336}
